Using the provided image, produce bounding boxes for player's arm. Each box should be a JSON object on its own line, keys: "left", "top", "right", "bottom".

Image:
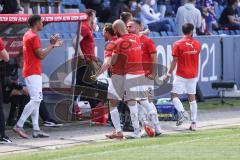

{"left": 96, "top": 57, "right": 112, "bottom": 77}
{"left": 72, "top": 35, "right": 84, "bottom": 59}
{"left": 35, "top": 44, "right": 54, "bottom": 60}
{"left": 164, "top": 56, "right": 178, "bottom": 82}
{"left": 35, "top": 34, "right": 63, "bottom": 60}
{"left": 228, "top": 15, "right": 240, "bottom": 24}
{"left": 0, "top": 49, "right": 9, "bottom": 62}
{"left": 111, "top": 53, "right": 119, "bottom": 65}
{"left": 151, "top": 53, "right": 157, "bottom": 77}
{"left": 91, "top": 57, "right": 112, "bottom": 81}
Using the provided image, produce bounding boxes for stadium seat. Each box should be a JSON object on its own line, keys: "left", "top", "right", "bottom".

{"left": 70, "top": 33, "right": 76, "bottom": 38}
{"left": 69, "top": 22, "right": 78, "bottom": 31}
{"left": 148, "top": 32, "right": 160, "bottom": 37}
{"left": 229, "top": 30, "right": 236, "bottom": 35}
{"left": 78, "top": 3, "right": 86, "bottom": 11}
{"left": 62, "top": 33, "right": 72, "bottom": 39}
{"left": 217, "top": 30, "right": 224, "bottom": 35}
{"left": 215, "top": 5, "right": 224, "bottom": 20}
{"left": 167, "top": 17, "right": 177, "bottom": 33}
{"left": 160, "top": 31, "right": 168, "bottom": 36}
{"left": 94, "top": 32, "right": 103, "bottom": 38}
{"left": 223, "top": 30, "right": 230, "bottom": 35}
{"left": 236, "top": 30, "right": 240, "bottom": 35}
{"left": 39, "top": 32, "right": 47, "bottom": 39}
{"left": 62, "top": 0, "right": 77, "bottom": 6}
{"left": 212, "top": 31, "right": 218, "bottom": 35}
{"left": 167, "top": 31, "right": 175, "bottom": 36}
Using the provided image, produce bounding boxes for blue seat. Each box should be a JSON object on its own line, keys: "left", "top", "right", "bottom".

{"left": 212, "top": 31, "right": 218, "bottom": 35}
{"left": 149, "top": 32, "right": 160, "bottom": 37}
{"left": 229, "top": 30, "right": 236, "bottom": 35}
{"left": 62, "top": 33, "right": 72, "bottom": 39}
{"left": 78, "top": 3, "right": 86, "bottom": 11}
{"left": 94, "top": 32, "right": 103, "bottom": 38}
{"left": 38, "top": 32, "right": 47, "bottom": 39}
{"left": 217, "top": 30, "right": 224, "bottom": 35}
{"left": 223, "top": 30, "right": 230, "bottom": 35}
{"left": 167, "top": 31, "right": 175, "bottom": 36}
{"left": 70, "top": 33, "right": 76, "bottom": 38}
{"left": 42, "top": 23, "right": 55, "bottom": 33}
{"left": 215, "top": 5, "right": 224, "bottom": 20}
{"left": 160, "top": 31, "right": 168, "bottom": 36}
{"left": 235, "top": 30, "right": 240, "bottom": 35}
{"left": 69, "top": 22, "right": 78, "bottom": 32}
{"left": 62, "top": 0, "right": 78, "bottom": 6}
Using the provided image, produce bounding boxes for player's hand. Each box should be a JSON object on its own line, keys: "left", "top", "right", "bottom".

{"left": 90, "top": 74, "right": 97, "bottom": 81}
{"left": 53, "top": 39, "right": 64, "bottom": 47}
{"left": 21, "top": 86, "right": 29, "bottom": 95}
{"left": 163, "top": 75, "right": 170, "bottom": 82}
{"left": 50, "top": 34, "right": 64, "bottom": 47}
{"left": 50, "top": 34, "right": 59, "bottom": 44}
{"left": 146, "top": 72, "right": 156, "bottom": 80}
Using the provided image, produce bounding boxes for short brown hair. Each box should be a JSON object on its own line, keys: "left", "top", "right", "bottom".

{"left": 104, "top": 23, "right": 115, "bottom": 36}
{"left": 84, "top": 9, "right": 96, "bottom": 18}
{"left": 182, "top": 23, "right": 194, "bottom": 35}
{"left": 120, "top": 12, "right": 133, "bottom": 24}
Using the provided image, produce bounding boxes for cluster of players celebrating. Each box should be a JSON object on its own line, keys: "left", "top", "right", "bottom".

{"left": 0, "top": 9, "right": 201, "bottom": 143}
{"left": 93, "top": 14, "right": 201, "bottom": 139}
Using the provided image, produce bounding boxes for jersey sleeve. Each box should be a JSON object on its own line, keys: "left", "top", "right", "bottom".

{"left": 0, "top": 38, "right": 5, "bottom": 51}
{"left": 32, "top": 36, "right": 42, "bottom": 50}
{"left": 172, "top": 42, "right": 179, "bottom": 57}
{"left": 112, "top": 40, "right": 121, "bottom": 55}
{"left": 147, "top": 39, "right": 157, "bottom": 54}
{"left": 104, "top": 41, "right": 116, "bottom": 57}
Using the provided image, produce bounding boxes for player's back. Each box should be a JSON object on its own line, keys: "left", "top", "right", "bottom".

{"left": 104, "top": 36, "right": 125, "bottom": 75}
{"left": 115, "top": 34, "right": 143, "bottom": 75}
{"left": 173, "top": 36, "right": 201, "bottom": 78}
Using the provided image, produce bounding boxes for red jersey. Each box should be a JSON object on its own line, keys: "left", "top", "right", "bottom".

{"left": 104, "top": 36, "right": 125, "bottom": 75}
{"left": 0, "top": 38, "right": 4, "bottom": 51}
{"left": 80, "top": 21, "right": 95, "bottom": 61}
{"left": 22, "top": 30, "right": 42, "bottom": 78}
{"left": 114, "top": 34, "right": 144, "bottom": 75}
{"left": 172, "top": 36, "right": 201, "bottom": 79}
{"left": 140, "top": 35, "right": 157, "bottom": 75}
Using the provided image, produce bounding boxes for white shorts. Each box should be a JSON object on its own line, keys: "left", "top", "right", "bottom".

{"left": 25, "top": 75, "right": 43, "bottom": 102}
{"left": 107, "top": 74, "right": 125, "bottom": 100}
{"left": 124, "top": 74, "right": 148, "bottom": 101}
{"left": 171, "top": 76, "right": 198, "bottom": 95}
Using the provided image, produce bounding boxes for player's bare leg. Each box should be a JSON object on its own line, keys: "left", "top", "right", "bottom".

{"left": 188, "top": 94, "right": 197, "bottom": 131}
{"left": 106, "top": 99, "right": 123, "bottom": 139}
{"left": 171, "top": 93, "right": 189, "bottom": 126}
{"left": 139, "top": 99, "right": 162, "bottom": 137}
{"left": 125, "top": 100, "right": 141, "bottom": 139}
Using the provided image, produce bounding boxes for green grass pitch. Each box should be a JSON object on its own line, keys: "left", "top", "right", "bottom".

{"left": 1, "top": 126, "right": 240, "bottom": 160}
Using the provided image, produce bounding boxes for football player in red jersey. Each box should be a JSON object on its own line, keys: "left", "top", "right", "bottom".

{"left": 164, "top": 23, "right": 201, "bottom": 131}
{"left": 91, "top": 23, "right": 124, "bottom": 139}
{"left": 13, "top": 15, "right": 63, "bottom": 139}
{"left": 127, "top": 19, "right": 162, "bottom": 137}
{"left": 112, "top": 19, "right": 161, "bottom": 139}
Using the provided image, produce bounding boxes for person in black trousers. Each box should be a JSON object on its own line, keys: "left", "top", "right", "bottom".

{"left": 2, "top": 57, "right": 62, "bottom": 127}
{"left": 0, "top": 37, "right": 11, "bottom": 144}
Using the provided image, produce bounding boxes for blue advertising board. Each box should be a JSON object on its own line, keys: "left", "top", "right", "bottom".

{"left": 40, "top": 35, "right": 238, "bottom": 98}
